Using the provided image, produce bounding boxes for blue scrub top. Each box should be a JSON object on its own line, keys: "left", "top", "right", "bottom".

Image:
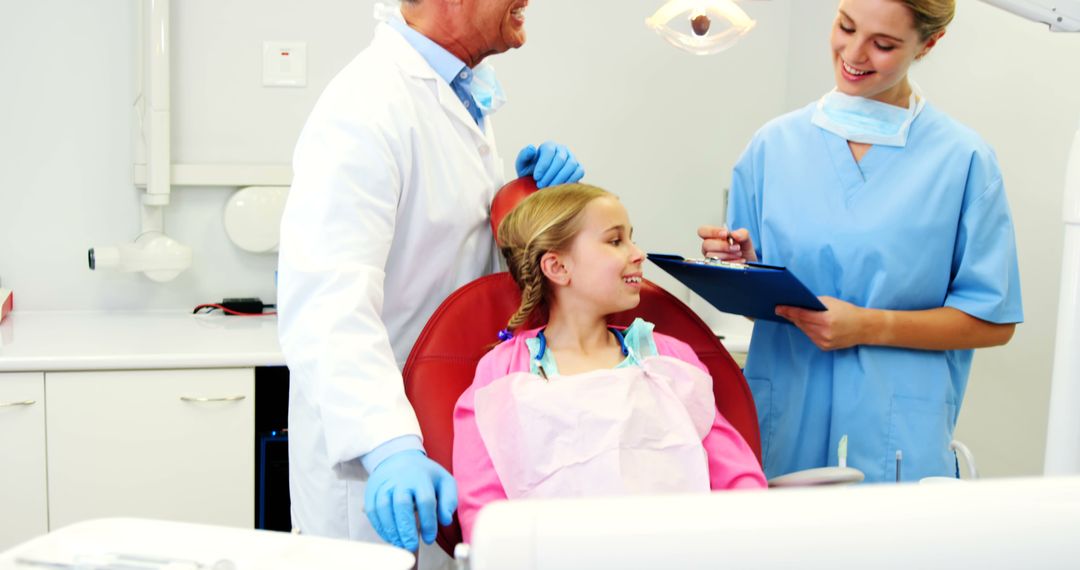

{"left": 728, "top": 101, "right": 1023, "bottom": 482}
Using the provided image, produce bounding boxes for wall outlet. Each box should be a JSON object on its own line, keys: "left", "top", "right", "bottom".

{"left": 262, "top": 41, "right": 307, "bottom": 87}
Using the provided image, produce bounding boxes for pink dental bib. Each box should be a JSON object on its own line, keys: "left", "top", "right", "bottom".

{"left": 472, "top": 355, "right": 716, "bottom": 500}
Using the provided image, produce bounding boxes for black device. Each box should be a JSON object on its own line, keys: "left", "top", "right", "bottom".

{"left": 255, "top": 366, "right": 291, "bottom": 532}
{"left": 222, "top": 297, "right": 265, "bottom": 314}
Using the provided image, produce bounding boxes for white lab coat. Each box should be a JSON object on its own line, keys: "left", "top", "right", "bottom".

{"left": 277, "top": 21, "right": 503, "bottom": 565}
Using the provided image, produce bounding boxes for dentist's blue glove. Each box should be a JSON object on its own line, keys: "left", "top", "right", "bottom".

{"left": 515, "top": 141, "right": 585, "bottom": 189}
{"left": 364, "top": 450, "right": 457, "bottom": 552}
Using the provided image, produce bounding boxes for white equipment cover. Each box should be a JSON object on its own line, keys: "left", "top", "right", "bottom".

{"left": 0, "top": 518, "right": 414, "bottom": 570}
{"left": 467, "top": 476, "right": 1080, "bottom": 570}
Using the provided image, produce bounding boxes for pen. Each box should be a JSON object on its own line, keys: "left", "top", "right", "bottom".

{"left": 895, "top": 450, "right": 903, "bottom": 483}
{"left": 720, "top": 224, "right": 735, "bottom": 248}
{"left": 838, "top": 434, "right": 848, "bottom": 469}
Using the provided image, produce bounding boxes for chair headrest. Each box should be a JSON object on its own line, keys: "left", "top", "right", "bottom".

{"left": 490, "top": 176, "right": 539, "bottom": 244}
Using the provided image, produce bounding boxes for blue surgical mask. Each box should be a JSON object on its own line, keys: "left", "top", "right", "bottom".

{"left": 461, "top": 62, "right": 507, "bottom": 116}
{"left": 374, "top": 2, "right": 507, "bottom": 117}
{"left": 811, "top": 85, "right": 926, "bottom": 147}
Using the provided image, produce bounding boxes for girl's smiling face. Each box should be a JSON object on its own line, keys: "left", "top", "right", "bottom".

{"left": 557, "top": 196, "right": 645, "bottom": 317}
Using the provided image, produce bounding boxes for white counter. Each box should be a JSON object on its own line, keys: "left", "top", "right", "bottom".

{"left": 0, "top": 310, "right": 744, "bottom": 372}
{"left": 0, "top": 311, "right": 284, "bottom": 372}
{"left": 715, "top": 331, "right": 749, "bottom": 368}
{"left": 714, "top": 331, "right": 750, "bottom": 354}
{"left": 0, "top": 518, "right": 415, "bottom": 570}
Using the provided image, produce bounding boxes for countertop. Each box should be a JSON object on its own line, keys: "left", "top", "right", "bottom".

{"left": 0, "top": 311, "right": 746, "bottom": 373}
{"left": 0, "top": 311, "right": 284, "bottom": 372}
{"left": 716, "top": 332, "right": 749, "bottom": 368}
{"left": 714, "top": 332, "right": 749, "bottom": 355}
{"left": 0, "top": 518, "right": 414, "bottom": 569}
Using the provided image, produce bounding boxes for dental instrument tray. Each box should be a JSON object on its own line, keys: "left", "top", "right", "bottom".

{"left": 647, "top": 253, "right": 826, "bottom": 324}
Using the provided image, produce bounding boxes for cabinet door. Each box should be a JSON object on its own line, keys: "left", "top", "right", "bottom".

{"left": 46, "top": 369, "right": 254, "bottom": 530}
{"left": 0, "top": 372, "right": 47, "bottom": 550}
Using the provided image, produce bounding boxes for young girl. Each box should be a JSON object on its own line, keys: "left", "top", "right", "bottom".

{"left": 453, "top": 183, "right": 766, "bottom": 541}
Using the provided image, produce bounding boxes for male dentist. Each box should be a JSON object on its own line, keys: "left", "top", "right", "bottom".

{"left": 277, "top": 0, "right": 583, "bottom": 567}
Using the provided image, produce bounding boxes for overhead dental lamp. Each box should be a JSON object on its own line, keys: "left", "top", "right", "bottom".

{"left": 980, "top": 0, "right": 1080, "bottom": 31}
{"left": 646, "top": 0, "right": 763, "bottom": 55}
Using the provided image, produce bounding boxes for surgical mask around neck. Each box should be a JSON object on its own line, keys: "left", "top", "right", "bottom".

{"left": 373, "top": 1, "right": 506, "bottom": 117}
{"left": 811, "top": 85, "right": 926, "bottom": 147}
{"left": 463, "top": 62, "right": 506, "bottom": 116}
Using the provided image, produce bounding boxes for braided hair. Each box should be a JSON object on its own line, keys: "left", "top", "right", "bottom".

{"left": 497, "top": 183, "right": 613, "bottom": 331}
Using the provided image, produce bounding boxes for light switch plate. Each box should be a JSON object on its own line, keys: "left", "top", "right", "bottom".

{"left": 262, "top": 41, "right": 307, "bottom": 87}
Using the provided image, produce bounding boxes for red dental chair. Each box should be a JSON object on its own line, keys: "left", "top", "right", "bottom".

{"left": 402, "top": 177, "right": 761, "bottom": 555}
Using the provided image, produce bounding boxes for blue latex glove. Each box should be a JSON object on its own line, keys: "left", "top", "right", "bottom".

{"left": 364, "top": 450, "right": 457, "bottom": 552}
{"left": 514, "top": 141, "right": 585, "bottom": 189}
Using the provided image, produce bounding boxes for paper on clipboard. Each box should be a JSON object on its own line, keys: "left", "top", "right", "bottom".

{"left": 647, "top": 253, "right": 826, "bottom": 323}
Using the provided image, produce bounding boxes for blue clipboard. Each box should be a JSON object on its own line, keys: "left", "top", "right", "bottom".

{"left": 647, "top": 253, "right": 826, "bottom": 323}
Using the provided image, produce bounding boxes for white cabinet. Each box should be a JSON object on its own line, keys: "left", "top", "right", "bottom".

{"left": 0, "top": 373, "right": 48, "bottom": 551}
{"left": 45, "top": 368, "right": 255, "bottom": 530}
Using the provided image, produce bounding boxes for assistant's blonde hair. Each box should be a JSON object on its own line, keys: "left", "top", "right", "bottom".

{"left": 497, "top": 183, "right": 613, "bottom": 331}
{"left": 896, "top": 0, "right": 954, "bottom": 40}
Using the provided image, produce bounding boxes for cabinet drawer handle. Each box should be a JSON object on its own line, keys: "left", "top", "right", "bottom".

{"left": 180, "top": 395, "right": 247, "bottom": 403}
{"left": 0, "top": 399, "right": 36, "bottom": 407}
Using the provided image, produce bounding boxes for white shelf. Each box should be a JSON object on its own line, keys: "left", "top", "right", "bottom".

{"left": 133, "top": 163, "right": 292, "bottom": 187}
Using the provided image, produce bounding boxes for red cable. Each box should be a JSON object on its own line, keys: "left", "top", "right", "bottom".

{"left": 192, "top": 303, "right": 277, "bottom": 316}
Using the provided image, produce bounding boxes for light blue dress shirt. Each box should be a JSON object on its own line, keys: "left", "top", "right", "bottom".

{"left": 386, "top": 17, "right": 485, "bottom": 126}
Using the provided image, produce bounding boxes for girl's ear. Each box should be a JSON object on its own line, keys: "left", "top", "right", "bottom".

{"left": 540, "top": 251, "right": 570, "bottom": 286}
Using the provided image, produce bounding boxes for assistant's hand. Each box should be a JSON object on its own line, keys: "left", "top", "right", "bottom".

{"left": 515, "top": 141, "right": 585, "bottom": 188}
{"left": 775, "top": 296, "right": 872, "bottom": 351}
{"left": 364, "top": 450, "right": 457, "bottom": 552}
{"left": 698, "top": 225, "right": 757, "bottom": 263}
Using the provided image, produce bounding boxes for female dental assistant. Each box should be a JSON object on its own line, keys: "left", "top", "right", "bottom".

{"left": 699, "top": 0, "right": 1023, "bottom": 482}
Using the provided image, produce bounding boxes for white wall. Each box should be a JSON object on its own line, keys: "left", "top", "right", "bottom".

{"left": 1, "top": 0, "right": 791, "bottom": 316}
{"left": 785, "top": 0, "right": 1080, "bottom": 477}
{"left": 2, "top": 0, "right": 1070, "bottom": 478}
{"left": 171, "top": 0, "right": 371, "bottom": 164}
{"left": 1, "top": 1, "right": 288, "bottom": 311}
{"left": 2, "top": 2, "right": 141, "bottom": 310}
{"left": 922, "top": 0, "right": 1079, "bottom": 478}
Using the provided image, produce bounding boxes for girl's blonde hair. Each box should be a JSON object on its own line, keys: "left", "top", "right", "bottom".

{"left": 896, "top": 0, "right": 954, "bottom": 40}
{"left": 497, "top": 183, "right": 613, "bottom": 331}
